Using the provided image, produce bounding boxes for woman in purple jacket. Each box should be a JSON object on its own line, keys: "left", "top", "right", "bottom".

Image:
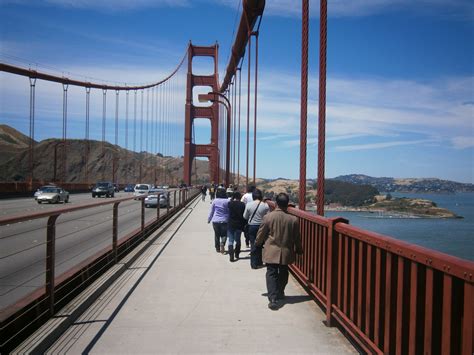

{"left": 208, "top": 188, "right": 229, "bottom": 253}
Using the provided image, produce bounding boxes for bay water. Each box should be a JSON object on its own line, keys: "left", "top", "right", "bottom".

{"left": 325, "top": 192, "right": 474, "bottom": 261}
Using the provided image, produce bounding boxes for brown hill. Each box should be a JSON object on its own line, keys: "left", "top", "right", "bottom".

{"left": 0, "top": 137, "right": 211, "bottom": 185}
{"left": 0, "top": 124, "right": 35, "bottom": 164}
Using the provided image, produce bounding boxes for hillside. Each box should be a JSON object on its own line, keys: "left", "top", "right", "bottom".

{"left": 334, "top": 174, "right": 474, "bottom": 193}
{"left": 0, "top": 136, "right": 211, "bottom": 185}
{"left": 0, "top": 125, "right": 34, "bottom": 164}
{"left": 257, "top": 178, "right": 379, "bottom": 206}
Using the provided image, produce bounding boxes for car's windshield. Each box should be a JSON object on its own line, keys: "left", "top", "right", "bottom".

{"left": 135, "top": 185, "right": 149, "bottom": 190}
{"left": 44, "top": 187, "right": 60, "bottom": 193}
{"left": 39, "top": 186, "right": 55, "bottom": 191}
{"left": 96, "top": 182, "right": 110, "bottom": 188}
{"left": 149, "top": 189, "right": 164, "bottom": 194}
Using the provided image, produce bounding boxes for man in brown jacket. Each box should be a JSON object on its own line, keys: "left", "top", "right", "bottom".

{"left": 255, "top": 193, "right": 303, "bottom": 310}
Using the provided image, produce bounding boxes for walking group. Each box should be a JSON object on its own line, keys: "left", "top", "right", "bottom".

{"left": 203, "top": 184, "right": 303, "bottom": 310}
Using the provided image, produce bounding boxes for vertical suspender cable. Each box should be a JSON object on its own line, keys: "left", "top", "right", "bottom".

{"left": 140, "top": 90, "right": 144, "bottom": 182}
{"left": 114, "top": 90, "right": 119, "bottom": 182}
{"left": 253, "top": 31, "right": 259, "bottom": 185}
{"left": 246, "top": 34, "right": 252, "bottom": 188}
{"left": 317, "top": 0, "right": 328, "bottom": 216}
{"left": 125, "top": 90, "right": 129, "bottom": 183}
{"left": 102, "top": 89, "right": 107, "bottom": 181}
{"left": 237, "top": 67, "right": 242, "bottom": 187}
{"left": 299, "top": 0, "right": 309, "bottom": 210}
{"left": 151, "top": 86, "right": 155, "bottom": 156}
{"left": 29, "top": 77, "right": 36, "bottom": 184}
{"left": 233, "top": 78, "right": 237, "bottom": 185}
{"left": 134, "top": 90, "right": 137, "bottom": 181}
{"left": 62, "top": 83, "right": 68, "bottom": 183}
{"left": 85, "top": 87, "right": 91, "bottom": 183}
{"left": 146, "top": 88, "right": 150, "bottom": 171}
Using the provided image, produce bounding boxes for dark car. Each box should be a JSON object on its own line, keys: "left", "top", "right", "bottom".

{"left": 92, "top": 182, "right": 115, "bottom": 198}
{"left": 124, "top": 184, "right": 134, "bottom": 192}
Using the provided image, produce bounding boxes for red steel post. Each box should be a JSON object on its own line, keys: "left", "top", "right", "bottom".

{"left": 46, "top": 214, "right": 60, "bottom": 315}
{"left": 113, "top": 202, "right": 119, "bottom": 262}
{"left": 299, "top": 0, "right": 309, "bottom": 210}
{"left": 317, "top": 0, "right": 328, "bottom": 216}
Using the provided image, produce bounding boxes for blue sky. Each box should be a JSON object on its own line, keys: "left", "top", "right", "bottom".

{"left": 0, "top": 0, "right": 473, "bottom": 183}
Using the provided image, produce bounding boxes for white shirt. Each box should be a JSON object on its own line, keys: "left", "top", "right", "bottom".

{"left": 241, "top": 192, "right": 253, "bottom": 204}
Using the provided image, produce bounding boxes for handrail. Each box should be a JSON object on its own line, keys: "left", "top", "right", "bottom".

{"left": 0, "top": 188, "right": 200, "bottom": 352}
{"left": 267, "top": 201, "right": 474, "bottom": 354}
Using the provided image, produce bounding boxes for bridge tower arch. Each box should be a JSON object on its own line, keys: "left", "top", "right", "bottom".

{"left": 183, "top": 43, "right": 220, "bottom": 185}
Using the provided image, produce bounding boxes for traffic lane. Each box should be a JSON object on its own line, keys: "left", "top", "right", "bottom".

{"left": 0, "top": 192, "right": 135, "bottom": 218}
{"left": 0, "top": 198, "right": 177, "bottom": 309}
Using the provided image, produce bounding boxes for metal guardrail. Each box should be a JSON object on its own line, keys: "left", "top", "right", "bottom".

{"left": 275, "top": 202, "right": 474, "bottom": 354}
{"left": 0, "top": 187, "right": 200, "bottom": 352}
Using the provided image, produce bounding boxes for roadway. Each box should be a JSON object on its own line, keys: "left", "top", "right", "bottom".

{"left": 0, "top": 191, "right": 178, "bottom": 311}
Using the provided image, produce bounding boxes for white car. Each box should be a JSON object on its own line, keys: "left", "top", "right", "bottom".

{"left": 144, "top": 189, "right": 169, "bottom": 208}
{"left": 133, "top": 184, "right": 152, "bottom": 199}
{"left": 36, "top": 187, "right": 69, "bottom": 204}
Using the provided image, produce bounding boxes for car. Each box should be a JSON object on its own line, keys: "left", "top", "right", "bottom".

{"left": 92, "top": 182, "right": 115, "bottom": 198}
{"left": 34, "top": 185, "right": 57, "bottom": 200}
{"left": 124, "top": 184, "right": 135, "bottom": 192}
{"left": 133, "top": 183, "right": 152, "bottom": 199}
{"left": 36, "top": 186, "right": 69, "bottom": 204}
{"left": 144, "top": 189, "right": 169, "bottom": 208}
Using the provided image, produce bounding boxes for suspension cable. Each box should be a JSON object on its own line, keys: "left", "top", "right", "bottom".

{"left": 62, "top": 83, "right": 68, "bottom": 183}
{"left": 28, "top": 77, "right": 36, "bottom": 183}
{"left": 300, "top": 0, "right": 309, "bottom": 211}
{"left": 246, "top": 34, "right": 252, "bottom": 188}
{"left": 237, "top": 67, "right": 242, "bottom": 187}
{"left": 252, "top": 31, "right": 259, "bottom": 185}
{"left": 85, "top": 87, "right": 91, "bottom": 183}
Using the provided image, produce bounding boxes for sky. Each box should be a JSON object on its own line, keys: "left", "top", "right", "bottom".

{"left": 0, "top": 0, "right": 473, "bottom": 183}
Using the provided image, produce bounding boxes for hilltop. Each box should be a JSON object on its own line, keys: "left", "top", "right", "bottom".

{"left": 334, "top": 174, "right": 474, "bottom": 193}
{"left": 0, "top": 125, "right": 210, "bottom": 184}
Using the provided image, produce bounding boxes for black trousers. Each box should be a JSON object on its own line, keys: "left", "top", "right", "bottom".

{"left": 266, "top": 263, "right": 289, "bottom": 302}
{"left": 212, "top": 222, "right": 227, "bottom": 250}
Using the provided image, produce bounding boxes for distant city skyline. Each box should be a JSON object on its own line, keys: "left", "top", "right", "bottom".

{"left": 1, "top": 0, "right": 473, "bottom": 183}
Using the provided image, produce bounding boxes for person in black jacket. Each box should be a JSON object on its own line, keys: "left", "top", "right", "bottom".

{"left": 227, "top": 191, "right": 247, "bottom": 262}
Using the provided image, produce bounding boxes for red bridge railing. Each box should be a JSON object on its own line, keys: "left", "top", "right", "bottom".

{"left": 283, "top": 204, "right": 473, "bottom": 354}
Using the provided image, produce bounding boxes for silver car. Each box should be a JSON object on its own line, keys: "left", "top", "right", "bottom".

{"left": 34, "top": 185, "right": 57, "bottom": 200}
{"left": 36, "top": 187, "right": 69, "bottom": 204}
{"left": 144, "top": 189, "right": 169, "bottom": 208}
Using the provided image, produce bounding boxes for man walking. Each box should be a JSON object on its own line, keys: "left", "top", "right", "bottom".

{"left": 255, "top": 193, "right": 303, "bottom": 310}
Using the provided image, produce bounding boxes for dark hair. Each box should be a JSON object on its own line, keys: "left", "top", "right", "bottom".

{"left": 216, "top": 188, "right": 227, "bottom": 199}
{"left": 252, "top": 188, "right": 263, "bottom": 201}
{"left": 232, "top": 191, "right": 242, "bottom": 200}
{"left": 247, "top": 185, "right": 256, "bottom": 193}
{"left": 276, "top": 193, "right": 289, "bottom": 209}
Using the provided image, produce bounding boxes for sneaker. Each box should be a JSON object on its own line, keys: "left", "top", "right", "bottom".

{"left": 268, "top": 300, "right": 279, "bottom": 311}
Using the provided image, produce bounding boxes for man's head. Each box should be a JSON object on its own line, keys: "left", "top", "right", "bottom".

{"left": 232, "top": 191, "right": 242, "bottom": 200}
{"left": 276, "top": 193, "right": 289, "bottom": 209}
{"left": 252, "top": 188, "right": 263, "bottom": 201}
{"left": 216, "top": 188, "right": 227, "bottom": 199}
{"left": 247, "top": 185, "right": 256, "bottom": 193}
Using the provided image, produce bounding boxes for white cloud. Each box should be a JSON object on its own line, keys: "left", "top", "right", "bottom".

{"left": 332, "top": 139, "right": 436, "bottom": 152}
{"left": 451, "top": 136, "right": 474, "bottom": 149}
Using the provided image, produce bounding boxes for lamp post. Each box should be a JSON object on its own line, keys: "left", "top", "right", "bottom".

{"left": 198, "top": 92, "right": 232, "bottom": 187}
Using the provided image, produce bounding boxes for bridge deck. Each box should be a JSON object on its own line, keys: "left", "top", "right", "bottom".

{"left": 46, "top": 197, "right": 356, "bottom": 354}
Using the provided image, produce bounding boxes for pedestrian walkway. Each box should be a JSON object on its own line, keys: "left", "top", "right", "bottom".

{"left": 46, "top": 197, "right": 356, "bottom": 354}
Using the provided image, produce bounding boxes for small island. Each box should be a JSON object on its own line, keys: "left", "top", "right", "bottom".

{"left": 326, "top": 195, "right": 462, "bottom": 219}
{"left": 256, "top": 179, "right": 462, "bottom": 219}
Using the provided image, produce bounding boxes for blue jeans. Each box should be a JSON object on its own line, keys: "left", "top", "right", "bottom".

{"left": 227, "top": 227, "right": 242, "bottom": 248}
{"left": 248, "top": 224, "right": 262, "bottom": 268}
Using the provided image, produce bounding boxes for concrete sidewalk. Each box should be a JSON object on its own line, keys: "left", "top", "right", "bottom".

{"left": 46, "top": 197, "right": 356, "bottom": 354}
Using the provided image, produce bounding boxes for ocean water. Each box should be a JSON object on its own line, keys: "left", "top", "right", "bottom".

{"left": 325, "top": 192, "right": 474, "bottom": 261}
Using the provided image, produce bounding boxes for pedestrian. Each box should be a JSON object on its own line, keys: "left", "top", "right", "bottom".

{"left": 255, "top": 193, "right": 303, "bottom": 310}
{"left": 226, "top": 184, "right": 234, "bottom": 198}
{"left": 208, "top": 187, "right": 229, "bottom": 253}
{"left": 201, "top": 185, "right": 207, "bottom": 201}
{"left": 243, "top": 188, "right": 269, "bottom": 269}
{"left": 227, "top": 191, "right": 246, "bottom": 262}
{"left": 209, "top": 184, "right": 216, "bottom": 202}
{"left": 241, "top": 185, "right": 255, "bottom": 247}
